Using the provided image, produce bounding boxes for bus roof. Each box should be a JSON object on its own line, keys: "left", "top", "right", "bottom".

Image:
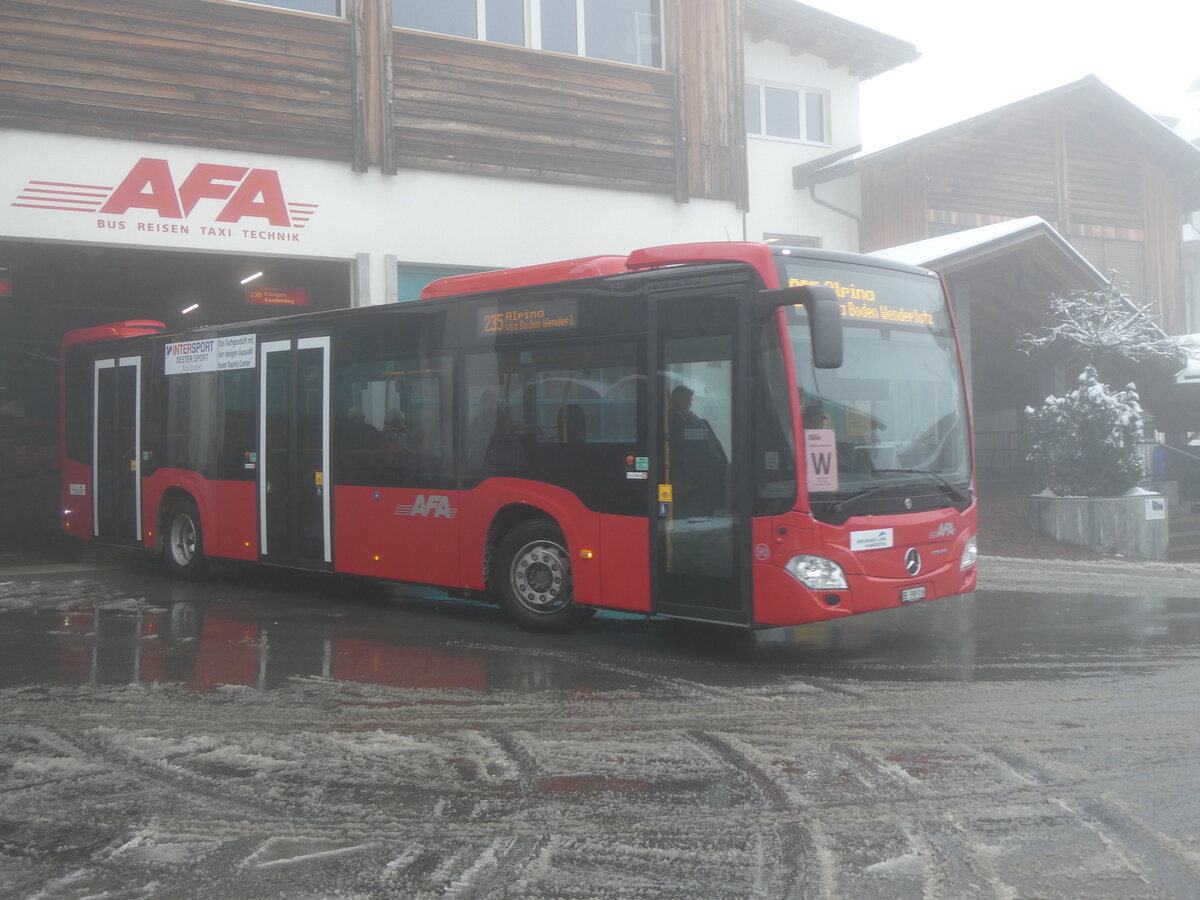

{"left": 419, "top": 242, "right": 784, "bottom": 299}
{"left": 61, "top": 320, "right": 165, "bottom": 348}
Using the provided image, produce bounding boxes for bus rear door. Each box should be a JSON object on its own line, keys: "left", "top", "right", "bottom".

{"left": 92, "top": 355, "right": 143, "bottom": 545}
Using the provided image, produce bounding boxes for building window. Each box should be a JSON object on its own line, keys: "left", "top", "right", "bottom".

{"left": 763, "top": 233, "right": 822, "bottom": 249}
{"left": 745, "top": 83, "right": 828, "bottom": 144}
{"left": 232, "top": 0, "right": 342, "bottom": 15}
{"left": 396, "top": 264, "right": 496, "bottom": 302}
{"left": 393, "top": 0, "right": 662, "bottom": 68}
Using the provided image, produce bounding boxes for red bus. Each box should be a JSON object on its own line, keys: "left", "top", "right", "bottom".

{"left": 59, "top": 242, "right": 976, "bottom": 632}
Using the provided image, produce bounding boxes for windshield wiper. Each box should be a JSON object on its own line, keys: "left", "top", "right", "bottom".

{"left": 823, "top": 471, "right": 970, "bottom": 519}
{"left": 873, "top": 468, "right": 969, "bottom": 502}
{"left": 827, "top": 486, "right": 892, "bottom": 515}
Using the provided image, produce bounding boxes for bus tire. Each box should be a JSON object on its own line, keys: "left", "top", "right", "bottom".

{"left": 162, "top": 498, "right": 208, "bottom": 581}
{"left": 495, "top": 519, "right": 591, "bottom": 633}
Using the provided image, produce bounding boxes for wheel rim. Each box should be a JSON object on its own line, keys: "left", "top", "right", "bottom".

{"left": 169, "top": 513, "right": 197, "bottom": 567}
{"left": 509, "top": 539, "right": 572, "bottom": 615}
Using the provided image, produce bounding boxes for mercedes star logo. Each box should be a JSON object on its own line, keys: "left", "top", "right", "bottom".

{"left": 905, "top": 547, "right": 922, "bottom": 576}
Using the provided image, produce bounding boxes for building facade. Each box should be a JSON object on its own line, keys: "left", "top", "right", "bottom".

{"left": 0, "top": 0, "right": 914, "bottom": 413}
{"left": 0, "top": 0, "right": 918, "bottom": 544}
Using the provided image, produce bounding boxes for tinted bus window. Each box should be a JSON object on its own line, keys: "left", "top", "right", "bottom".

{"left": 465, "top": 339, "right": 644, "bottom": 513}
{"left": 64, "top": 348, "right": 92, "bottom": 464}
{"left": 334, "top": 315, "right": 454, "bottom": 488}
{"left": 162, "top": 368, "right": 256, "bottom": 481}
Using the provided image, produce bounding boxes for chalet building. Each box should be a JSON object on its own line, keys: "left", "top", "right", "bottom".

{"left": 1161, "top": 76, "right": 1200, "bottom": 340}
{"left": 797, "top": 76, "right": 1200, "bottom": 477}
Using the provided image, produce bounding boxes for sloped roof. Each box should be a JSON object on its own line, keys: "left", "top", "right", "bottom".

{"left": 868, "top": 216, "right": 1107, "bottom": 287}
{"left": 744, "top": 0, "right": 919, "bottom": 80}
{"left": 797, "top": 76, "right": 1200, "bottom": 204}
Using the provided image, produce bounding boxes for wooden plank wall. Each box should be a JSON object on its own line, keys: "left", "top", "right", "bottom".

{"left": 860, "top": 103, "right": 1186, "bottom": 323}
{"left": 0, "top": 0, "right": 749, "bottom": 200}
{"left": 858, "top": 154, "right": 926, "bottom": 251}
{"left": 0, "top": 0, "right": 357, "bottom": 162}
{"left": 1142, "top": 161, "right": 1184, "bottom": 331}
{"left": 923, "top": 115, "right": 1061, "bottom": 225}
{"left": 674, "top": 0, "right": 746, "bottom": 205}
{"left": 1062, "top": 110, "right": 1143, "bottom": 231}
{"left": 390, "top": 29, "right": 678, "bottom": 194}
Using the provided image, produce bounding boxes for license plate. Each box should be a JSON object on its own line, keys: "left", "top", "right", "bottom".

{"left": 900, "top": 586, "right": 926, "bottom": 604}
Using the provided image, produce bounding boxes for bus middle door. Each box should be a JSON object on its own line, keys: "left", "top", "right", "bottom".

{"left": 259, "top": 337, "right": 332, "bottom": 570}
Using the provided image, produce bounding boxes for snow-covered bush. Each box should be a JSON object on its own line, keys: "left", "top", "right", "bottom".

{"left": 1021, "top": 280, "right": 1188, "bottom": 370}
{"left": 1025, "top": 366, "right": 1144, "bottom": 497}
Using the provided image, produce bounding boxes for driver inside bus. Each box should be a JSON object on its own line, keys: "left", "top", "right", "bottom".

{"left": 467, "top": 389, "right": 512, "bottom": 468}
{"left": 667, "top": 385, "right": 727, "bottom": 516}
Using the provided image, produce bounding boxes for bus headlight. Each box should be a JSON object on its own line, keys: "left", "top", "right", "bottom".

{"left": 785, "top": 555, "right": 848, "bottom": 591}
{"left": 960, "top": 535, "right": 978, "bottom": 570}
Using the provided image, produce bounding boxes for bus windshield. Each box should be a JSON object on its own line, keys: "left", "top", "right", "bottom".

{"left": 779, "top": 257, "right": 972, "bottom": 511}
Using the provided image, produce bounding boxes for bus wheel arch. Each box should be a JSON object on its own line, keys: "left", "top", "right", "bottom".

{"left": 160, "top": 490, "right": 209, "bottom": 580}
{"left": 490, "top": 512, "right": 592, "bottom": 633}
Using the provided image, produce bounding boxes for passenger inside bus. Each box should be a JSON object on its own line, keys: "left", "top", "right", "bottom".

{"left": 343, "top": 406, "right": 382, "bottom": 450}
{"left": 382, "top": 409, "right": 408, "bottom": 451}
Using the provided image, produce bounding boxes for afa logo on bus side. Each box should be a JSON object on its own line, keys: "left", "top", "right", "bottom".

{"left": 394, "top": 495, "right": 458, "bottom": 519}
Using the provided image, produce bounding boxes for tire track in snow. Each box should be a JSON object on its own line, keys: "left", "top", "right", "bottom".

{"left": 984, "top": 744, "right": 1200, "bottom": 896}
{"left": 690, "top": 731, "right": 823, "bottom": 898}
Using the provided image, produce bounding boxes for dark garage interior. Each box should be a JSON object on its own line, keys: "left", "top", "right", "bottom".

{"left": 0, "top": 240, "right": 353, "bottom": 552}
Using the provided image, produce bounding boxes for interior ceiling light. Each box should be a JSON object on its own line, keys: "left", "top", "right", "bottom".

{"left": 239, "top": 271, "right": 264, "bottom": 285}
{"left": 181, "top": 303, "right": 199, "bottom": 314}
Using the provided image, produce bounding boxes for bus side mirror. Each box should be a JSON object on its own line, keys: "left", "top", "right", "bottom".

{"left": 755, "top": 285, "right": 843, "bottom": 369}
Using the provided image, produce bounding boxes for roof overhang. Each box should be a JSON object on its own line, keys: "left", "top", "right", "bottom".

{"left": 867, "top": 216, "right": 1109, "bottom": 289}
{"left": 744, "top": 0, "right": 919, "bottom": 80}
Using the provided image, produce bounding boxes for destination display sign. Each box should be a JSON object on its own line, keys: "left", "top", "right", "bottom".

{"left": 477, "top": 298, "right": 578, "bottom": 338}
{"left": 247, "top": 286, "right": 310, "bottom": 307}
{"left": 781, "top": 261, "right": 942, "bottom": 328}
{"left": 165, "top": 333, "right": 256, "bottom": 375}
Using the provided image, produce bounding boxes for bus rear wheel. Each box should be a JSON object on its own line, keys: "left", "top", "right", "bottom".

{"left": 163, "top": 498, "right": 208, "bottom": 581}
{"left": 495, "top": 519, "right": 591, "bottom": 633}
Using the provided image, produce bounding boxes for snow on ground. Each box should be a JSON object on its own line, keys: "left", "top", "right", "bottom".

{"left": 978, "top": 554, "right": 1200, "bottom": 598}
{"left": 2, "top": 568, "right": 1200, "bottom": 897}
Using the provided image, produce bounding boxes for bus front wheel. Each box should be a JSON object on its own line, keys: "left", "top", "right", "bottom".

{"left": 495, "top": 519, "right": 591, "bottom": 633}
{"left": 163, "top": 498, "right": 208, "bottom": 581}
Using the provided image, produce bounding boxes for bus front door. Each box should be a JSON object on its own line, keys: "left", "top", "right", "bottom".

{"left": 653, "top": 293, "right": 749, "bottom": 625}
{"left": 259, "top": 338, "right": 332, "bottom": 570}
{"left": 92, "top": 356, "right": 142, "bottom": 545}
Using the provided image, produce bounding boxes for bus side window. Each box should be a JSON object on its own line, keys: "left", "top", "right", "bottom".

{"left": 64, "top": 349, "right": 93, "bottom": 465}
{"left": 465, "top": 341, "right": 640, "bottom": 493}
{"left": 218, "top": 369, "right": 256, "bottom": 481}
{"left": 334, "top": 348, "right": 453, "bottom": 488}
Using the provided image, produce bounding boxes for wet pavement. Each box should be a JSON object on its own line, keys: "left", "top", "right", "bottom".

{"left": 3, "top": 549, "right": 1200, "bottom": 898}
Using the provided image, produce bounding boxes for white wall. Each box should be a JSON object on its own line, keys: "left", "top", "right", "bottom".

{"left": 0, "top": 130, "right": 741, "bottom": 307}
{"left": 742, "top": 38, "right": 863, "bottom": 251}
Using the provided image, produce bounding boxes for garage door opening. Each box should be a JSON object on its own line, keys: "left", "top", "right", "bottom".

{"left": 0, "top": 240, "right": 353, "bottom": 553}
